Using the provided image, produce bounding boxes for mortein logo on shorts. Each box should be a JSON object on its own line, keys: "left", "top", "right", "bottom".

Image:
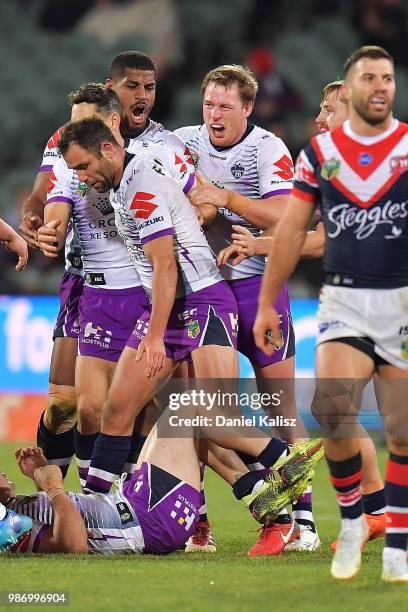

{"left": 130, "top": 192, "right": 158, "bottom": 219}
{"left": 170, "top": 499, "right": 196, "bottom": 531}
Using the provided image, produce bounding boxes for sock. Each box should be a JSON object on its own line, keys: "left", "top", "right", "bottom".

{"left": 327, "top": 452, "right": 363, "bottom": 520}
{"left": 124, "top": 433, "right": 147, "bottom": 476}
{"left": 292, "top": 484, "right": 316, "bottom": 531}
{"left": 384, "top": 452, "right": 408, "bottom": 551}
{"left": 198, "top": 462, "right": 208, "bottom": 523}
{"left": 362, "top": 488, "right": 385, "bottom": 515}
{"left": 74, "top": 428, "right": 99, "bottom": 489}
{"left": 37, "top": 412, "right": 75, "bottom": 479}
{"left": 0, "top": 503, "right": 6, "bottom": 520}
{"left": 232, "top": 472, "right": 264, "bottom": 501}
{"left": 256, "top": 438, "right": 288, "bottom": 470}
{"left": 275, "top": 508, "right": 292, "bottom": 524}
{"left": 237, "top": 451, "right": 270, "bottom": 478}
{"left": 85, "top": 433, "right": 132, "bottom": 493}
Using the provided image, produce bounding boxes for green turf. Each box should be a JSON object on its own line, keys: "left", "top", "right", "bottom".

{"left": 0, "top": 442, "right": 401, "bottom": 612}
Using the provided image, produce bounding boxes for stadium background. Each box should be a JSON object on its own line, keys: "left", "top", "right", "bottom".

{"left": 2, "top": 0, "right": 407, "bottom": 438}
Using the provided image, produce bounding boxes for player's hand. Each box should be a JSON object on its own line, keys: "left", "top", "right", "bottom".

{"left": 253, "top": 303, "right": 281, "bottom": 356}
{"left": 19, "top": 212, "right": 43, "bottom": 250}
{"left": 15, "top": 447, "right": 48, "bottom": 479}
{"left": 231, "top": 225, "right": 257, "bottom": 256}
{"left": 38, "top": 219, "right": 61, "bottom": 258}
{"left": 3, "top": 232, "right": 28, "bottom": 271}
{"left": 216, "top": 244, "right": 247, "bottom": 267}
{"left": 189, "top": 181, "right": 229, "bottom": 209}
{"left": 33, "top": 465, "right": 63, "bottom": 493}
{"left": 135, "top": 333, "right": 166, "bottom": 378}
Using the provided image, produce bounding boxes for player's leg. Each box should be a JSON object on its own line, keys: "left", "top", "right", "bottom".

{"left": 74, "top": 356, "right": 115, "bottom": 488}
{"left": 36, "top": 272, "right": 83, "bottom": 478}
{"left": 85, "top": 345, "right": 177, "bottom": 493}
{"left": 376, "top": 363, "right": 408, "bottom": 583}
{"left": 314, "top": 340, "right": 374, "bottom": 579}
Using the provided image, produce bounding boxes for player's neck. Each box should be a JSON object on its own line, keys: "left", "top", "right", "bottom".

{"left": 348, "top": 111, "right": 394, "bottom": 138}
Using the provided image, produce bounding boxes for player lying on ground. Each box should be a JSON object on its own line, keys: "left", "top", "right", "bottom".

{"left": 2, "top": 408, "right": 323, "bottom": 554}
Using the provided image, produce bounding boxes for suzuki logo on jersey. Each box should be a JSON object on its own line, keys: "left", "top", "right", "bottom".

{"left": 390, "top": 154, "right": 408, "bottom": 175}
{"left": 130, "top": 192, "right": 158, "bottom": 219}
{"left": 47, "top": 169, "right": 57, "bottom": 193}
{"left": 327, "top": 200, "right": 408, "bottom": 240}
{"left": 170, "top": 499, "right": 196, "bottom": 531}
{"left": 321, "top": 158, "right": 341, "bottom": 181}
{"left": 274, "top": 155, "right": 294, "bottom": 181}
{"left": 231, "top": 162, "right": 245, "bottom": 179}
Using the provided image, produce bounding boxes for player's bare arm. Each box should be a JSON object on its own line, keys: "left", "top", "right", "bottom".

{"left": 137, "top": 235, "right": 177, "bottom": 378}
{"left": 37, "top": 202, "right": 70, "bottom": 258}
{"left": 0, "top": 218, "right": 28, "bottom": 271}
{"left": 19, "top": 171, "right": 49, "bottom": 249}
{"left": 253, "top": 195, "right": 316, "bottom": 354}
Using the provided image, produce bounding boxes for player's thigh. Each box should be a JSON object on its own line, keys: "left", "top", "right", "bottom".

{"left": 376, "top": 363, "right": 408, "bottom": 449}
{"left": 75, "top": 356, "right": 116, "bottom": 409}
{"left": 49, "top": 337, "right": 78, "bottom": 386}
{"left": 191, "top": 345, "right": 239, "bottom": 378}
{"left": 104, "top": 347, "right": 176, "bottom": 428}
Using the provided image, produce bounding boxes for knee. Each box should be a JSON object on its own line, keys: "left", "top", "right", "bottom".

{"left": 44, "top": 385, "right": 77, "bottom": 434}
{"left": 387, "top": 435, "right": 408, "bottom": 456}
{"left": 77, "top": 396, "right": 102, "bottom": 433}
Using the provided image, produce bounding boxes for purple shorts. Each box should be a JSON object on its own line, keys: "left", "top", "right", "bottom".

{"left": 124, "top": 462, "right": 200, "bottom": 554}
{"left": 78, "top": 285, "right": 148, "bottom": 362}
{"left": 229, "top": 276, "right": 295, "bottom": 368}
{"left": 53, "top": 271, "right": 84, "bottom": 339}
{"left": 127, "top": 281, "right": 238, "bottom": 361}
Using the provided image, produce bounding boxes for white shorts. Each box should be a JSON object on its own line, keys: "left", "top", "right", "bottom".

{"left": 317, "top": 285, "right": 408, "bottom": 370}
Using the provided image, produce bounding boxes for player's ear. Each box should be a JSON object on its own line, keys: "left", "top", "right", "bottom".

{"left": 339, "top": 83, "right": 350, "bottom": 103}
{"left": 105, "top": 79, "right": 114, "bottom": 90}
{"left": 100, "top": 141, "right": 115, "bottom": 161}
{"left": 110, "top": 112, "right": 121, "bottom": 131}
{"left": 243, "top": 101, "right": 253, "bottom": 118}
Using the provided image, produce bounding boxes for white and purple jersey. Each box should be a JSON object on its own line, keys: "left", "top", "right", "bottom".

{"left": 125, "top": 119, "right": 192, "bottom": 161}
{"left": 112, "top": 151, "right": 222, "bottom": 298}
{"left": 175, "top": 123, "right": 294, "bottom": 280}
{"left": 39, "top": 126, "right": 83, "bottom": 277}
{"left": 47, "top": 158, "right": 140, "bottom": 290}
{"left": 7, "top": 490, "right": 144, "bottom": 555}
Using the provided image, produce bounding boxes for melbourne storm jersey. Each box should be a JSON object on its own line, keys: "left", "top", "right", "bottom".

{"left": 7, "top": 490, "right": 144, "bottom": 555}
{"left": 40, "top": 126, "right": 83, "bottom": 277}
{"left": 47, "top": 158, "right": 140, "bottom": 290}
{"left": 175, "top": 123, "right": 294, "bottom": 280}
{"left": 112, "top": 151, "right": 222, "bottom": 298}
{"left": 293, "top": 119, "right": 408, "bottom": 288}
{"left": 126, "top": 119, "right": 191, "bottom": 161}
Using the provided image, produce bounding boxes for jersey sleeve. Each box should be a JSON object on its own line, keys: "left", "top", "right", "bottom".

{"left": 39, "top": 125, "right": 65, "bottom": 172}
{"left": 125, "top": 170, "right": 174, "bottom": 246}
{"left": 258, "top": 135, "right": 294, "bottom": 198}
{"left": 292, "top": 142, "right": 321, "bottom": 204}
{"left": 164, "top": 131, "right": 195, "bottom": 187}
{"left": 151, "top": 145, "right": 195, "bottom": 195}
{"left": 45, "top": 158, "right": 76, "bottom": 209}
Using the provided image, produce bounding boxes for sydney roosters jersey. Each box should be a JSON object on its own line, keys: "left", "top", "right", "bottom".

{"left": 112, "top": 151, "right": 222, "bottom": 298}
{"left": 294, "top": 119, "right": 408, "bottom": 288}
{"left": 175, "top": 124, "right": 294, "bottom": 280}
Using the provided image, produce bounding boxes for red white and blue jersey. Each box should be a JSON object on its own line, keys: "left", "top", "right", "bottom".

{"left": 294, "top": 119, "right": 408, "bottom": 288}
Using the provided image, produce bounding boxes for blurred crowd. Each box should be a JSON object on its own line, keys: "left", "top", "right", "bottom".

{"left": 2, "top": 0, "right": 408, "bottom": 295}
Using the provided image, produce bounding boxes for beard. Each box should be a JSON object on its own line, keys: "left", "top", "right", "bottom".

{"left": 352, "top": 96, "right": 393, "bottom": 126}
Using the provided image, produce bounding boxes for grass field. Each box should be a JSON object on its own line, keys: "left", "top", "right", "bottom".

{"left": 0, "top": 442, "right": 402, "bottom": 612}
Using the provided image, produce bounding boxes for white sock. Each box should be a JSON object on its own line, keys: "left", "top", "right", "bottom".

{"left": 0, "top": 503, "right": 6, "bottom": 520}
{"left": 341, "top": 515, "right": 365, "bottom": 532}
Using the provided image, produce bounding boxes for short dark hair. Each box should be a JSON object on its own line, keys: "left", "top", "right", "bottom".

{"left": 344, "top": 46, "right": 394, "bottom": 76}
{"left": 58, "top": 118, "right": 118, "bottom": 158}
{"left": 201, "top": 65, "right": 258, "bottom": 104}
{"left": 108, "top": 51, "right": 157, "bottom": 80}
{"left": 68, "top": 83, "right": 122, "bottom": 115}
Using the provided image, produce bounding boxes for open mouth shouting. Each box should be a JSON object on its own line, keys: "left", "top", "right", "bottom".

{"left": 130, "top": 103, "right": 148, "bottom": 126}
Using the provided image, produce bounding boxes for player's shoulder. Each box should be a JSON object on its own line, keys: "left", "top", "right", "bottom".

{"left": 252, "top": 125, "right": 289, "bottom": 151}
{"left": 173, "top": 124, "right": 202, "bottom": 142}
{"left": 45, "top": 124, "right": 66, "bottom": 150}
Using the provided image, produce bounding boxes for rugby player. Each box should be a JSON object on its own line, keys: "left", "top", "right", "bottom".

{"left": 18, "top": 51, "right": 193, "bottom": 482}
{"left": 38, "top": 84, "right": 197, "bottom": 489}
{"left": 2, "top": 408, "right": 322, "bottom": 555}
{"left": 56, "top": 118, "right": 323, "bottom": 512}
{"left": 254, "top": 46, "right": 408, "bottom": 582}
{"left": 175, "top": 65, "right": 319, "bottom": 554}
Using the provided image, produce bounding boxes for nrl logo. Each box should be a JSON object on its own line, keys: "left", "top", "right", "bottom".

{"left": 321, "top": 158, "right": 340, "bottom": 181}
{"left": 76, "top": 182, "right": 92, "bottom": 196}
{"left": 187, "top": 319, "right": 200, "bottom": 339}
{"left": 231, "top": 162, "right": 245, "bottom": 179}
